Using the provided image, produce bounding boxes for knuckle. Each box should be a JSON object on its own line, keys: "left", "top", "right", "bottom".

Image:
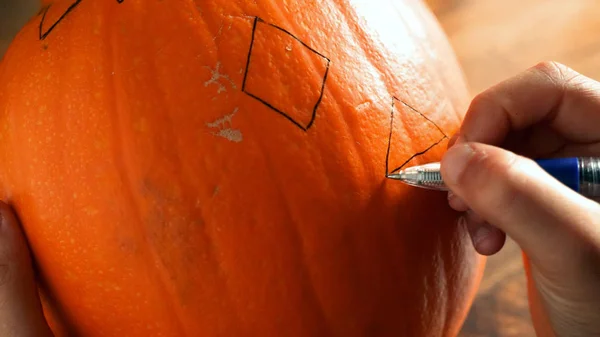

{"left": 533, "top": 61, "right": 577, "bottom": 86}
{"left": 467, "top": 86, "right": 513, "bottom": 132}
{"left": 532, "top": 61, "right": 600, "bottom": 103}
{"left": 492, "top": 155, "right": 539, "bottom": 222}
{"left": 452, "top": 144, "right": 491, "bottom": 188}
{"left": 464, "top": 148, "right": 531, "bottom": 218}
{"left": 534, "top": 60, "right": 565, "bottom": 77}
{"left": 468, "top": 91, "right": 494, "bottom": 112}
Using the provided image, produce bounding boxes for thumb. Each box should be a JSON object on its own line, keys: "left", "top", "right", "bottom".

{"left": 440, "top": 142, "right": 600, "bottom": 268}
{"left": 0, "top": 201, "right": 53, "bottom": 337}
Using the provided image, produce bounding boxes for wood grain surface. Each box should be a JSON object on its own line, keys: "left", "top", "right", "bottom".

{"left": 429, "top": 1, "right": 600, "bottom": 336}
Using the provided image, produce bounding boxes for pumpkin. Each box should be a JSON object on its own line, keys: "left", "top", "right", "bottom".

{"left": 0, "top": 0, "right": 484, "bottom": 336}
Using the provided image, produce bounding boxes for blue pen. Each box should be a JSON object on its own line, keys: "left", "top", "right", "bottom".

{"left": 387, "top": 157, "right": 600, "bottom": 197}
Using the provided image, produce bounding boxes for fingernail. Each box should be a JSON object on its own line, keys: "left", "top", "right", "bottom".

{"left": 472, "top": 223, "right": 492, "bottom": 247}
{"left": 446, "top": 134, "right": 465, "bottom": 149}
{"left": 447, "top": 134, "right": 458, "bottom": 148}
{"left": 447, "top": 191, "right": 470, "bottom": 212}
{"left": 442, "top": 143, "right": 475, "bottom": 185}
{"left": 457, "top": 214, "right": 468, "bottom": 228}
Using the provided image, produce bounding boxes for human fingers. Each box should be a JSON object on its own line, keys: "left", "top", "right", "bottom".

{"left": 461, "top": 210, "right": 506, "bottom": 256}
{"left": 448, "top": 134, "right": 507, "bottom": 255}
{"left": 448, "top": 173, "right": 506, "bottom": 255}
{"left": 440, "top": 142, "right": 600, "bottom": 269}
{"left": 0, "top": 201, "right": 53, "bottom": 337}
{"left": 458, "top": 61, "right": 600, "bottom": 146}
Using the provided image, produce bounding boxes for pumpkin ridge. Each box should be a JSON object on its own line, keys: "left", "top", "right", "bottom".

{"left": 262, "top": 149, "right": 333, "bottom": 335}
{"left": 431, "top": 237, "right": 451, "bottom": 335}
{"left": 267, "top": 3, "right": 333, "bottom": 130}
{"left": 395, "top": 4, "right": 458, "bottom": 138}
{"left": 138, "top": 6, "right": 260, "bottom": 332}
{"left": 322, "top": 1, "right": 398, "bottom": 180}
{"left": 247, "top": 105, "right": 328, "bottom": 308}
{"left": 103, "top": 5, "right": 191, "bottom": 333}
{"left": 434, "top": 244, "right": 455, "bottom": 336}
{"left": 329, "top": 0, "right": 400, "bottom": 99}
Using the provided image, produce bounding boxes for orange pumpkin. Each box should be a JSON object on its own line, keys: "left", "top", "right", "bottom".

{"left": 0, "top": 0, "right": 484, "bottom": 336}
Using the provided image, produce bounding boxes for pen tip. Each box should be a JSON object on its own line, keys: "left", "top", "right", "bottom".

{"left": 386, "top": 171, "right": 405, "bottom": 180}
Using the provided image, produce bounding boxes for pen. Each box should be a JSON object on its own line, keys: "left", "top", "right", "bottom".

{"left": 387, "top": 157, "right": 600, "bottom": 197}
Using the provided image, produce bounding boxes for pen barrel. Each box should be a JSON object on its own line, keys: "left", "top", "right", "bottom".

{"left": 536, "top": 157, "right": 600, "bottom": 197}
{"left": 419, "top": 170, "right": 446, "bottom": 189}
{"left": 579, "top": 157, "right": 600, "bottom": 197}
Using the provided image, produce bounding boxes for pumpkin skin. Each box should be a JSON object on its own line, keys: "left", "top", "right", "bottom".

{"left": 0, "top": 0, "right": 484, "bottom": 336}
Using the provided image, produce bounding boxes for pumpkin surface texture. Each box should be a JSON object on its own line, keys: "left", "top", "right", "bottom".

{"left": 0, "top": 0, "right": 484, "bottom": 336}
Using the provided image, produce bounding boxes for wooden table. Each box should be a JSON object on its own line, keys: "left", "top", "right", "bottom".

{"left": 429, "top": 1, "right": 600, "bottom": 335}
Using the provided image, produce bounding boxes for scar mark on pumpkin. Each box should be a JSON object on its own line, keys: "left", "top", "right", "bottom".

{"left": 212, "top": 186, "right": 220, "bottom": 197}
{"left": 213, "top": 24, "right": 224, "bottom": 42}
{"left": 204, "top": 62, "right": 237, "bottom": 94}
{"left": 38, "top": 0, "right": 82, "bottom": 40}
{"left": 385, "top": 97, "right": 447, "bottom": 177}
{"left": 206, "top": 108, "right": 243, "bottom": 143}
{"left": 212, "top": 20, "right": 234, "bottom": 42}
{"left": 241, "top": 16, "right": 330, "bottom": 131}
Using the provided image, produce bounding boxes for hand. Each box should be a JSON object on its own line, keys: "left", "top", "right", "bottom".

{"left": 440, "top": 61, "right": 600, "bottom": 337}
{"left": 0, "top": 201, "right": 53, "bottom": 336}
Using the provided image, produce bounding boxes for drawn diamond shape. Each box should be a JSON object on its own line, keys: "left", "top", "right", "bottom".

{"left": 385, "top": 97, "right": 448, "bottom": 176}
{"left": 241, "top": 17, "right": 330, "bottom": 131}
{"left": 39, "top": 0, "right": 82, "bottom": 40}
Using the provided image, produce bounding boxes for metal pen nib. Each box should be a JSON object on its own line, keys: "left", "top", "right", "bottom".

{"left": 387, "top": 162, "right": 448, "bottom": 191}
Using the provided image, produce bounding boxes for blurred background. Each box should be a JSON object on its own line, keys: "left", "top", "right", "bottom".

{"left": 2, "top": 1, "right": 600, "bottom": 336}
{"left": 0, "top": 0, "right": 39, "bottom": 55}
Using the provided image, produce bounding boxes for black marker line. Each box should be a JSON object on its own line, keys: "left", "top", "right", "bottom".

{"left": 396, "top": 97, "right": 447, "bottom": 138}
{"left": 264, "top": 22, "right": 331, "bottom": 62}
{"left": 37, "top": 5, "right": 49, "bottom": 16}
{"left": 38, "top": 6, "right": 50, "bottom": 40}
{"left": 245, "top": 92, "right": 308, "bottom": 131}
{"left": 306, "top": 59, "right": 330, "bottom": 130}
{"left": 39, "top": 0, "right": 83, "bottom": 41}
{"left": 241, "top": 16, "right": 330, "bottom": 131}
{"left": 385, "top": 96, "right": 448, "bottom": 177}
{"left": 387, "top": 135, "right": 448, "bottom": 176}
{"left": 384, "top": 96, "right": 396, "bottom": 177}
{"left": 241, "top": 17, "right": 259, "bottom": 92}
